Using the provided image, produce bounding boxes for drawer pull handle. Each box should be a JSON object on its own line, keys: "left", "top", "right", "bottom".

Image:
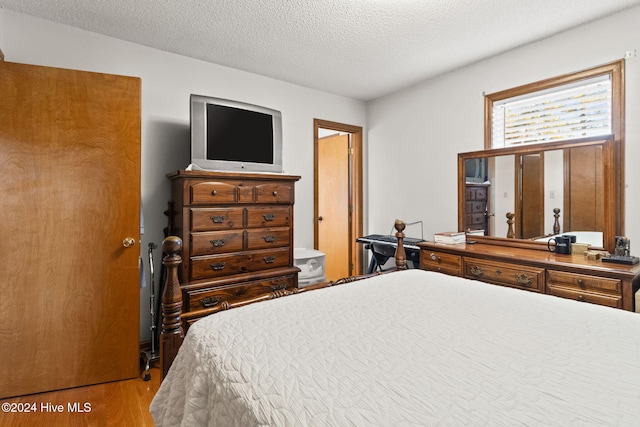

{"left": 211, "top": 215, "right": 226, "bottom": 224}
{"left": 201, "top": 296, "right": 221, "bottom": 308}
{"left": 263, "top": 214, "right": 276, "bottom": 221}
{"left": 271, "top": 283, "right": 286, "bottom": 291}
{"left": 577, "top": 295, "right": 585, "bottom": 302}
{"left": 272, "top": 191, "right": 278, "bottom": 196}
{"left": 263, "top": 235, "right": 276, "bottom": 243}
{"left": 210, "top": 239, "right": 226, "bottom": 247}
{"left": 263, "top": 256, "right": 276, "bottom": 264}
{"left": 210, "top": 262, "right": 227, "bottom": 271}
{"left": 211, "top": 190, "right": 217, "bottom": 196}
{"left": 577, "top": 279, "right": 584, "bottom": 285}
{"left": 515, "top": 274, "right": 533, "bottom": 286}
{"left": 470, "top": 265, "right": 484, "bottom": 277}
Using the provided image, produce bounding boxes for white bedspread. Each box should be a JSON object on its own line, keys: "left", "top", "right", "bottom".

{"left": 151, "top": 269, "right": 640, "bottom": 426}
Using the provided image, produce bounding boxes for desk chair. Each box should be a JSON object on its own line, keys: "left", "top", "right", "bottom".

{"left": 369, "top": 242, "right": 398, "bottom": 273}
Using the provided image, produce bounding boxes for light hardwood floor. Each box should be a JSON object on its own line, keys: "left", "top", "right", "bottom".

{"left": 0, "top": 366, "right": 160, "bottom": 426}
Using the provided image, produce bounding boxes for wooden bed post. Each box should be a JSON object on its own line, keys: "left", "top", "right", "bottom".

{"left": 506, "top": 212, "right": 515, "bottom": 238}
{"left": 552, "top": 208, "right": 561, "bottom": 235}
{"left": 160, "top": 236, "right": 184, "bottom": 379}
{"left": 394, "top": 219, "right": 407, "bottom": 270}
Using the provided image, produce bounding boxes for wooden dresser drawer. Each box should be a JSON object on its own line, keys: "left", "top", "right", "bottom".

{"left": 546, "top": 270, "right": 622, "bottom": 294}
{"left": 464, "top": 258, "right": 545, "bottom": 292}
{"left": 191, "top": 230, "right": 244, "bottom": 256}
{"left": 546, "top": 285, "right": 623, "bottom": 308}
{"left": 190, "top": 248, "right": 291, "bottom": 280}
{"left": 254, "top": 183, "right": 293, "bottom": 204}
{"left": 546, "top": 270, "right": 623, "bottom": 308}
{"left": 190, "top": 207, "right": 244, "bottom": 231}
{"left": 421, "top": 250, "right": 462, "bottom": 276}
{"left": 247, "top": 227, "right": 291, "bottom": 250}
{"left": 185, "top": 274, "right": 297, "bottom": 312}
{"left": 190, "top": 181, "right": 238, "bottom": 204}
{"left": 246, "top": 206, "right": 291, "bottom": 228}
{"left": 466, "top": 186, "right": 487, "bottom": 200}
{"left": 466, "top": 213, "right": 485, "bottom": 226}
{"left": 469, "top": 201, "right": 485, "bottom": 213}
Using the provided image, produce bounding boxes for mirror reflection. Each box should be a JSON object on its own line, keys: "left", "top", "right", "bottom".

{"left": 460, "top": 139, "right": 613, "bottom": 249}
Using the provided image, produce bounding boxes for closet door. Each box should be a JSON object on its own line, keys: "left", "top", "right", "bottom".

{"left": 0, "top": 61, "right": 141, "bottom": 398}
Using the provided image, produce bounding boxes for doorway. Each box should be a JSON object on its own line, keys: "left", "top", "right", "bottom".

{"left": 314, "top": 119, "right": 363, "bottom": 280}
{"left": 516, "top": 153, "right": 544, "bottom": 239}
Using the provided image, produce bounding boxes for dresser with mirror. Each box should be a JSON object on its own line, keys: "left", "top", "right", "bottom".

{"left": 419, "top": 135, "right": 640, "bottom": 311}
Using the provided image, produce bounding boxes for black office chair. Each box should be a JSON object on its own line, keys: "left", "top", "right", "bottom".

{"left": 370, "top": 243, "right": 399, "bottom": 272}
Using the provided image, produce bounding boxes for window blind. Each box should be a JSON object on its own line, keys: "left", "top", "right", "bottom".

{"left": 491, "top": 75, "right": 611, "bottom": 148}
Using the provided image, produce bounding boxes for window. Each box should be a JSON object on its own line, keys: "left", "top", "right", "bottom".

{"left": 485, "top": 61, "right": 624, "bottom": 149}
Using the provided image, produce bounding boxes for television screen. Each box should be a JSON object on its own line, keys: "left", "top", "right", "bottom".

{"left": 465, "top": 158, "right": 486, "bottom": 183}
{"left": 190, "top": 94, "right": 283, "bottom": 173}
{"left": 206, "top": 104, "right": 274, "bottom": 164}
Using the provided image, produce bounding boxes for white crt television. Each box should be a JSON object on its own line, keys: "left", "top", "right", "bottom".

{"left": 190, "top": 94, "right": 283, "bottom": 173}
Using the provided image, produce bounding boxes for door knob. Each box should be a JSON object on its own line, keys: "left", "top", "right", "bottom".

{"left": 122, "top": 237, "right": 136, "bottom": 248}
{"left": 318, "top": 216, "right": 323, "bottom": 221}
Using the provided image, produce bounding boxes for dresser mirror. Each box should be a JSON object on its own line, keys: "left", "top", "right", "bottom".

{"left": 457, "top": 136, "right": 621, "bottom": 252}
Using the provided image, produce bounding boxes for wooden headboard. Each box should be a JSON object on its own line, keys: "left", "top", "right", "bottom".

{"left": 159, "top": 219, "right": 409, "bottom": 378}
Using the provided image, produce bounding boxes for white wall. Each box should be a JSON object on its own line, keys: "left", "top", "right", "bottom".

{"left": 0, "top": 9, "right": 366, "bottom": 341}
{"left": 366, "top": 5, "right": 640, "bottom": 245}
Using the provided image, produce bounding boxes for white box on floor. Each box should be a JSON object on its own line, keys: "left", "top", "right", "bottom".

{"left": 294, "top": 248, "right": 326, "bottom": 287}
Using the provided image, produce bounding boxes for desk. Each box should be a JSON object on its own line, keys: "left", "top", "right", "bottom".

{"left": 356, "top": 234, "right": 423, "bottom": 274}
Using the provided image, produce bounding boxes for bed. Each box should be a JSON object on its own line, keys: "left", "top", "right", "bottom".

{"left": 151, "top": 222, "right": 640, "bottom": 426}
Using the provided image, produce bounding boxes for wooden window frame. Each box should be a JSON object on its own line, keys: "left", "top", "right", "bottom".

{"left": 484, "top": 60, "right": 625, "bottom": 236}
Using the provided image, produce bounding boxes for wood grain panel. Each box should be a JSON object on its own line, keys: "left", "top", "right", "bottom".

{"left": 246, "top": 206, "right": 291, "bottom": 228}
{"left": 318, "top": 134, "right": 350, "bottom": 280}
{"left": 190, "top": 207, "right": 244, "bottom": 231}
{"left": 246, "top": 227, "right": 291, "bottom": 250}
{"left": 565, "top": 145, "right": 604, "bottom": 232}
{"left": 0, "top": 368, "right": 160, "bottom": 426}
{"left": 0, "top": 61, "right": 140, "bottom": 398}
{"left": 190, "top": 248, "right": 291, "bottom": 280}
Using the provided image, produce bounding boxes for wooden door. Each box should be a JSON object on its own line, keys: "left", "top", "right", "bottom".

{"left": 517, "top": 153, "right": 544, "bottom": 239}
{"left": 317, "top": 134, "right": 350, "bottom": 280}
{"left": 0, "top": 61, "right": 141, "bottom": 398}
{"left": 565, "top": 145, "right": 604, "bottom": 232}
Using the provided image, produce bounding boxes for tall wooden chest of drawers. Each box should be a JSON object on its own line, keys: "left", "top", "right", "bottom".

{"left": 464, "top": 184, "right": 489, "bottom": 232}
{"left": 168, "top": 170, "right": 301, "bottom": 323}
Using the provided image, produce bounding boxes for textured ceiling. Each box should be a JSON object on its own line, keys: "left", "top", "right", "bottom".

{"left": 2, "top": 0, "right": 640, "bottom": 101}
